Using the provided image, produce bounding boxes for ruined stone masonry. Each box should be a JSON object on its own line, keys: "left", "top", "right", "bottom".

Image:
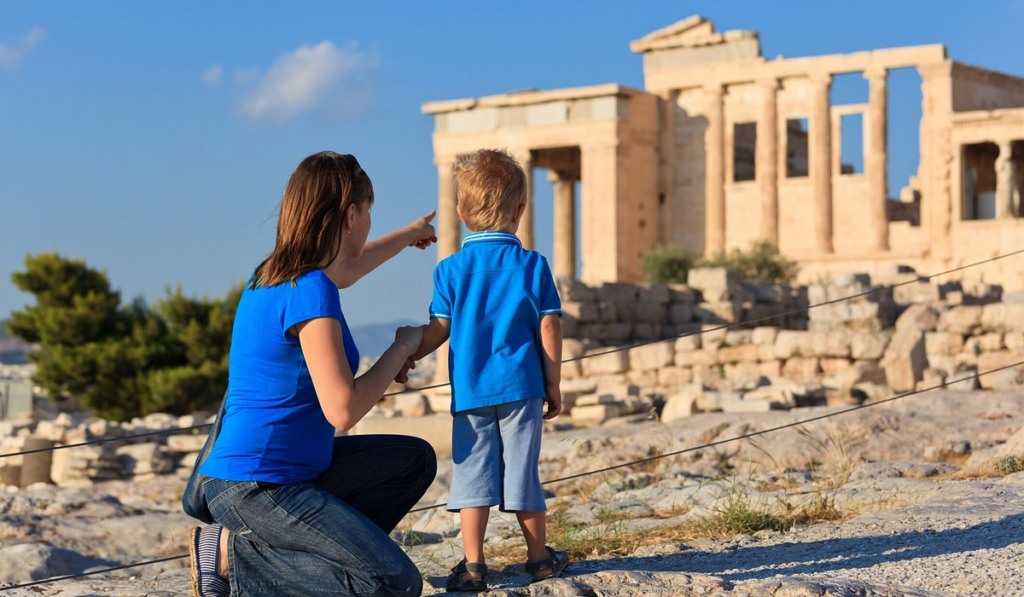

{"left": 423, "top": 15, "right": 1024, "bottom": 293}
{"left": 5, "top": 268, "right": 1024, "bottom": 487}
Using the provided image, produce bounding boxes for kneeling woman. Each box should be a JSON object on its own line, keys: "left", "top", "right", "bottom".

{"left": 192, "top": 151, "right": 438, "bottom": 596}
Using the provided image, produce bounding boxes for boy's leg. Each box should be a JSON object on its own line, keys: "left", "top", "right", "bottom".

{"left": 449, "top": 407, "right": 502, "bottom": 567}
{"left": 460, "top": 506, "right": 491, "bottom": 569}
{"left": 516, "top": 510, "right": 548, "bottom": 562}
{"left": 495, "top": 399, "right": 549, "bottom": 559}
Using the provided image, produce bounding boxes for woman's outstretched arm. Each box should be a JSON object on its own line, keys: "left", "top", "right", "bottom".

{"left": 336, "top": 210, "right": 437, "bottom": 288}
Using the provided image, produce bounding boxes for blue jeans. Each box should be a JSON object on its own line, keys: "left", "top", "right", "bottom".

{"left": 204, "top": 434, "right": 437, "bottom": 596}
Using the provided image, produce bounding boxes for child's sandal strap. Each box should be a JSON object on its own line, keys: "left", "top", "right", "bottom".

{"left": 458, "top": 560, "right": 487, "bottom": 575}
{"left": 446, "top": 559, "right": 488, "bottom": 592}
{"left": 526, "top": 546, "right": 570, "bottom": 582}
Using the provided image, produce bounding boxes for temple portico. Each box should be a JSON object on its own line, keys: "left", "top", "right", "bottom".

{"left": 423, "top": 85, "right": 660, "bottom": 284}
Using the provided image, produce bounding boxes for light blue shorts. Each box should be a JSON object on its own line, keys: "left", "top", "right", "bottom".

{"left": 447, "top": 398, "right": 546, "bottom": 512}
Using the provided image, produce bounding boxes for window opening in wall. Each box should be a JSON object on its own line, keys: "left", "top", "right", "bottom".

{"left": 962, "top": 142, "right": 999, "bottom": 220}
{"left": 887, "top": 68, "right": 922, "bottom": 201}
{"left": 885, "top": 68, "right": 923, "bottom": 226}
{"left": 830, "top": 72, "right": 869, "bottom": 105}
{"left": 839, "top": 113, "right": 864, "bottom": 175}
{"left": 786, "top": 118, "right": 809, "bottom": 178}
{"left": 733, "top": 122, "right": 756, "bottom": 182}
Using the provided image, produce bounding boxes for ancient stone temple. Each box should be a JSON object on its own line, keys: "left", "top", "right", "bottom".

{"left": 423, "top": 15, "right": 1024, "bottom": 288}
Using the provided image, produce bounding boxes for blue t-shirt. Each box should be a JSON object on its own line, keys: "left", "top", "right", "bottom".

{"left": 430, "top": 231, "right": 561, "bottom": 413}
{"left": 200, "top": 269, "right": 359, "bottom": 484}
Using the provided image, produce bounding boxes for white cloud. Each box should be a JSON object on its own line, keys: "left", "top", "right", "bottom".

{"left": 202, "top": 64, "right": 223, "bottom": 85}
{"left": 0, "top": 27, "right": 46, "bottom": 72}
{"left": 238, "top": 41, "right": 377, "bottom": 123}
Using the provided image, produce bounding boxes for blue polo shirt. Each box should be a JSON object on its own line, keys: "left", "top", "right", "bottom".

{"left": 200, "top": 268, "right": 359, "bottom": 484}
{"left": 430, "top": 231, "right": 561, "bottom": 414}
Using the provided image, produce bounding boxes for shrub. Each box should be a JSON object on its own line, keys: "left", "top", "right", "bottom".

{"left": 641, "top": 241, "right": 799, "bottom": 285}
{"left": 642, "top": 245, "right": 695, "bottom": 284}
{"left": 993, "top": 455, "right": 1024, "bottom": 475}
{"left": 698, "top": 240, "right": 800, "bottom": 284}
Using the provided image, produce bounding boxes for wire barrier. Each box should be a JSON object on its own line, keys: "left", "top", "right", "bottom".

{"left": 0, "top": 555, "right": 188, "bottom": 591}
{"left": 2, "top": 248, "right": 1024, "bottom": 591}
{"left": 3, "top": 246, "right": 1022, "bottom": 462}
{"left": 3, "top": 360, "right": 1022, "bottom": 592}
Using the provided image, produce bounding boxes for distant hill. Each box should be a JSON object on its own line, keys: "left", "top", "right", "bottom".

{"left": 350, "top": 320, "right": 420, "bottom": 359}
{"left": 0, "top": 319, "right": 32, "bottom": 365}
{"left": 0, "top": 318, "right": 416, "bottom": 364}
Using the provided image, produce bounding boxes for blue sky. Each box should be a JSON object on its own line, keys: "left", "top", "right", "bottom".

{"left": 2, "top": 1, "right": 1022, "bottom": 330}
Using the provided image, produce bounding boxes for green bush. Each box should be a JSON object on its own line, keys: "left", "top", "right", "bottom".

{"left": 699, "top": 240, "right": 800, "bottom": 284}
{"left": 641, "top": 241, "right": 800, "bottom": 285}
{"left": 642, "top": 245, "right": 695, "bottom": 284}
{"left": 8, "top": 252, "right": 240, "bottom": 420}
{"left": 993, "top": 455, "right": 1024, "bottom": 475}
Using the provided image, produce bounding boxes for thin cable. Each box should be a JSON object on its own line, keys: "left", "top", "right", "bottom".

{"left": 0, "top": 423, "right": 212, "bottom": 459}
{"left": 4, "top": 247, "right": 1022, "bottom": 461}
{"left": 407, "top": 360, "right": 1022, "bottom": 513}
{"left": 0, "top": 555, "right": 186, "bottom": 591}
{"left": 5, "top": 360, "right": 1020, "bottom": 589}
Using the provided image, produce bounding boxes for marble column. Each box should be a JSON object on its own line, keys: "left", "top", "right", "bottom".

{"left": 436, "top": 155, "right": 460, "bottom": 261}
{"left": 433, "top": 155, "right": 458, "bottom": 386}
{"left": 549, "top": 170, "right": 577, "bottom": 279}
{"left": 513, "top": 149, "right": 536, "bottom": 249}
{"left": 810, "top": 74, "right": 834, "bottom": 253}
{"left": 865, "top": 67, "right": 889, "bottom": 250}
{"left": 756, "top": 78, "right": 779, "bottom": 246}
{"left": 705, "top": 84, "right": 726, "bottom": 255}
{"left": 996, "top": 140, "right": 1014, "bottom": 219}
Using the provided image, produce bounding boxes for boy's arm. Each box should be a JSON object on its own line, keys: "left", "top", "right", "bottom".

{"left": 336, "top": 211, "right": 437, "bottom": 289}
{"left": 539, "top": 314, "right": 563, "bottom": 420}
{"left": 412, "top": 317, "right": 450, "bottom": 361}
{"left": 395, "top": 318, "right": 450, "bottom": 383}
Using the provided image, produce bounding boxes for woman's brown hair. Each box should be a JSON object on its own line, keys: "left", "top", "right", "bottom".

{"left": 252, "top": 152, "right": 373, "bottom": 288}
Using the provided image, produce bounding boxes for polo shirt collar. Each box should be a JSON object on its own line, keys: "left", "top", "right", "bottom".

{"left": 461, "top": 230, "right": 522, "bottom": 248}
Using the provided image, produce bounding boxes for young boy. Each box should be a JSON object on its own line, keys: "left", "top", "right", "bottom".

{"left": 402, "top": 148, "right": 569, "bottom": 591}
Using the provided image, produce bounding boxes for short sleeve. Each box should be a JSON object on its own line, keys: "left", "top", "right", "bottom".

{"left": 428, "top": 264, "right": 452, "bottom": 320}
{"left": 282, "top": 272, "right": 343, "bottom": 336}
{"left": 537, "top": 257, "right": 561, "bottom": 317}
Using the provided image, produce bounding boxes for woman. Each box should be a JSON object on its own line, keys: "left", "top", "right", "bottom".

{"left": 190, "top": 151, "right": 439, "bottom": 596}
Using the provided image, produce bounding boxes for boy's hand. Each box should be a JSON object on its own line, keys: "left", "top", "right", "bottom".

{"left": 543, "top": 385, "right": 562, "bottom": 420}
{"left": 395, "top": 357, "right": 416, "bottom": 384}
{"left": 407, "top": 210, "right": 438, "bottom": 249}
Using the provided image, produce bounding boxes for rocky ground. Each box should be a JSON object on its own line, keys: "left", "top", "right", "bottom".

{"left": 2, "top": 389, "right": 1024, "bottom": 596}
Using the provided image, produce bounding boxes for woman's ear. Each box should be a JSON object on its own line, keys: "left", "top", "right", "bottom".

{"left": 343, "top": 202, "right": 357, "bottom": 230}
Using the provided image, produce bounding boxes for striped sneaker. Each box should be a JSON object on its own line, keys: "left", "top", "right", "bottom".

{"left": 189, "top": 525, "right": 229, "bottom": 596}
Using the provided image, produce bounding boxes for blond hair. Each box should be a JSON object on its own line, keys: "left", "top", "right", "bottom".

{"left": 454, "top": 149, "right": 526, "bottom": 231}
{"left": 253, "top": 151, "right": 374, "bottom": 288}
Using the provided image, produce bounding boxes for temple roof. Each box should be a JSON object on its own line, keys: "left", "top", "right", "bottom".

{"left": 630, "top": 15, "right": 758, "bottom": 53}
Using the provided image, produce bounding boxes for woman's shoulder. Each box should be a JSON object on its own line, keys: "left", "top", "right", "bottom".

{"left": 294, "top": 268, "right": 331, "bottom": 286}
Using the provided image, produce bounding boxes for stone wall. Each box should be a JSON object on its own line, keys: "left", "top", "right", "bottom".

{"left": 3, "top": 268, "right": 1023, "bottom": 486}
{"left": 555, "top": 270, "right": 1019, "bottom": 426}
{"left": 0, "top": 411, "right": 210, "bottom": 489}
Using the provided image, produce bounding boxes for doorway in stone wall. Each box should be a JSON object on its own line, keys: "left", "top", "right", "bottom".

{"left": 962, "top": 142, "right": 999, "bottom": 220}
{"left": 532, "top": 146, "right": 583, "bottom": 281}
